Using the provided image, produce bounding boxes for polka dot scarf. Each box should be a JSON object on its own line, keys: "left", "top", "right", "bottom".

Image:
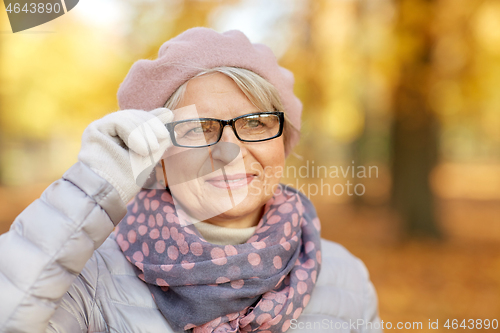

{"left": 115, "top": 185, "right": 322, "bottom": 333}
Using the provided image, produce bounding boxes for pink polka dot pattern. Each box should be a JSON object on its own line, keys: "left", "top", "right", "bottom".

{"left": 256, "top": 226, "right": 270, "bottom": 234}
{"left": 284, "top": 222, "right": 291, "bottom": 236}
{"left": 268, "top": 314, "right": 282, "bottom": 326}
{"left": 190, "top": 242, "right": 203, "bottom": 256}
{"left": 163, "top": 204, "right": 174, "bottom": 213}
{"left": 148, "top": 215, "right": 155, "bottom": 228}
{"left": 156, "top": 278, "right": 168, "bottom": 286}
{"left": 161, "top": 226, "right": 170, "bottom": 239}
{"left": 170, "top": 227, "right": 178, "bottom": 240}
{"left": 216, "top": 276, "right": 230, "bottom": 284}
{"left": 248, "top": 253, "right": 261, "bottom": 266}
{"left": 278, "top": 203, "right": 293, "bottom": 214}
{"left": 160, "top": 264, "right": 172, "bottom": 272}
{"left": 227, "top": 265, "right": 241, "bottom": 278}
{"left": 138, "top": 225, "right": 148, "bottom": 236}
{"left": 256, "top": 313, "right": 272, "bottom": 325}
{"left": 127, "top": 230, "right": 137, "bottom": 244}
{"left": 297, "top": 281, "right": 308, "bottom": 294}
{"left": 178, "top": 241, "right": 189, "bottom": 255}
{"left": 224, "top": 245, "right": 238, "bottom": 256}
{"left": 302, "top": 259, "right": 315, "bottom": 269}
{"left": 142, "top": 242, "right": 149, "bottom": 257}
{"left": 149, "top": 229, "right": 160, "bottom": 240}
{"left": 210, "top": 247, "right": 226, "bottom": 260}
{"left": 118, "top": 240, "right": 129, "bottom": 251}
{"left": 281, "top": 241, "right": 291, "bottom": 251}
{"left": 247, "top": 235, "right": 259, "bottom": 243}
{"left": 311, "top": 270, "right": 317, "bottom": 283}
{"left": 260, "top": 299, "right": 274, "bottom": 312}
{"left": 295, "top": 269, "right": 308, "bottom": 281}
{"left": 312, "top": 217, "right": 321, "bottom": 231}
{"left": 115, "top": 185, "right": 322, "bottom": 333}
{"left": 167, "top": 245, "right": 179, "bottom": 260}
{"left": 230, "top": 279, "right": 244, "bottom": 289}
{"left": 267, "top": 215, "right": 281, "bottom": 225}
{"left": 251, "top": 241, "right": 266, "bottom": 250}
{"left": 273, "top": 256, "right": 282, "bottom": 269}
{"left": 155, "top": 240, "right": 165, "bottom": 254}
{"left": 151, "top": 200, "right": 160, "bottom": 211}
{"left": 211, "top": 257, "right": 227, "bottom": 266}
{"left": 155, "top": 213, "right": 163, "bottom": 227}
{"left": 181, "top": 261, "right": 195, "bottom": 270}
{"left": 133, "top": 251, "right": 143, "bottom": 262}
{"left": 305, "top": 241, "right": 315, "bottom": 253}
{"left": 302, "top": 294, "right": 311, "bottom": 307}
{"left": 282, "top": 320, "right": 291, "bottom": 332}
{"left": 293, "top": 308, "right": 302, "bottom": 320}
{"left": 166, "top": 213, "right": 176, "bottom": 223}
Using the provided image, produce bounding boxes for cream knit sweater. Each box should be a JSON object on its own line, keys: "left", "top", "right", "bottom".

{"left": 193, "top": 221, "right": 256, "bottom": 245}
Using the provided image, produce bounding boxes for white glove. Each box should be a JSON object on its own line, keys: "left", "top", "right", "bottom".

{"left": 78, "top": 108, "right": 174, "bottom": 204}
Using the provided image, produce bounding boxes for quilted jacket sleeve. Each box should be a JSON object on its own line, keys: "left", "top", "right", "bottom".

{"left": 0, "top": 162, "right": 127, "bottom": 333}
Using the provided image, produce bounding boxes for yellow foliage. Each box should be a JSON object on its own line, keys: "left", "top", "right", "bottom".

{"left": 322, "top": 99, "right": 365, "bottom": 143}
{"left": 473, "top": 1, "right": 500, "bottom": 55}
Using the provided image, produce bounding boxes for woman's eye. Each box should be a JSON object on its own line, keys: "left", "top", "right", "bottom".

{"left": 191, "top": 127, "right": 205, "bottom": 134}
{"left": 245, "top": 118, "right": 264, "bottom": 128}
{"left": 185, "top": 123, "right": 216, "bottom": 136}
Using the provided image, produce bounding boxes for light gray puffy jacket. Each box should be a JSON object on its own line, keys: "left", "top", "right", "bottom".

{"left": 0, "top": 162, "right": 382, "bottom": 333}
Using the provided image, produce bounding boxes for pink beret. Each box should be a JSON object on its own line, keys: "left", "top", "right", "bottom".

{"left": 117, "top": 27, "right": 302, "bottom": 155}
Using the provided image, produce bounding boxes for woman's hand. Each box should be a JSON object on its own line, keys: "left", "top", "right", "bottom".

{"left": 78, "top": 108, "right": 174, "bottom": 204}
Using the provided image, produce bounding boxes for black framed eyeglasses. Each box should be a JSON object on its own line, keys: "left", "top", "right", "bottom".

{"left": 166, "top": 111, "right": 284, "bottom": 148}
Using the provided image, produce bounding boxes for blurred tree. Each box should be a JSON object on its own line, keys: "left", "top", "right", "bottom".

{"left": 123, "top": 0, "right": 239, "bottom": 59}
{"left": 391, "top": 0, "right": 441, "bottom": 238}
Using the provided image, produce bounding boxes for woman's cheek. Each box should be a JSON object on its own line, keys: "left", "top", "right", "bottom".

{"left": 266, "top": 166, "right": 284, "bottom": 192}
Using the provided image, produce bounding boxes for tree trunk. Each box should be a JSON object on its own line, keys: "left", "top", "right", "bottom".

{"left": 391, "top": 0, "right": 441, "bottom": 238}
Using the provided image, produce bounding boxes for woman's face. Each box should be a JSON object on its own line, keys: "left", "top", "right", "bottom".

{"left": 162, "top": 72, "right": 285, "bottom": 228}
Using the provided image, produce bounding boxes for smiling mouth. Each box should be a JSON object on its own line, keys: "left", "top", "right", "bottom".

{"left": 205, "top": 173, "right": 256, "bottom": 189}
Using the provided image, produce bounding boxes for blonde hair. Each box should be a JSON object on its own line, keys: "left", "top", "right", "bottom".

{"left": 164, "top": 67, "right": 295, "bottom": 155}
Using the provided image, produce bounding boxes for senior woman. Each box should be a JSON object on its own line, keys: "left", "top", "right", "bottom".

{"left": 0, "top": 28, "right": 381, "bottom": 333}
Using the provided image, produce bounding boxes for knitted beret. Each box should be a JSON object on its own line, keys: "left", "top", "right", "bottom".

{"left": 117, "top": 27, "right": 302, "bottom": 155}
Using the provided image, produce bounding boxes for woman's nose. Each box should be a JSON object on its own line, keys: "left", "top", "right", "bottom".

{"left": 210, "top": 126, "right": 246, "bottom": 163}
{"left": 219, "top": 126, "right": 240, "bottom": 144}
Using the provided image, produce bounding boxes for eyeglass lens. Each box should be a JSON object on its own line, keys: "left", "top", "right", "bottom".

{"left": 173, "top": 113, "right": 281, "bottom": 147}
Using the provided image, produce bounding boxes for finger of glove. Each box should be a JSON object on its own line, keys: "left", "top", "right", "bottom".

{"left": 129, "top": 139, "right": 170, "bottom": 189}
{"left": 127, "top": 123, "right": 160, "bottom": 157}
{"left": 90, "top": 110, "right": 146, "bottom": 142}
{"left": 90, "top": 110, "right": 167, "bottom": 156}
{"left": 145, "top": 117, "right": 169, "bottom": 140}
{"left": 149, "top": 108, "right": 174, "bottom": 140}
{"left": 151, "top": 107, "right": 174, "bottom": 124}
{"left": 112, "top": 111, "right": 161, "bottom": 156}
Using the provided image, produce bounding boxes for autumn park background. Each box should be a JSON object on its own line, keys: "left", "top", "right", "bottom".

{"left": 0, "top": 0, "right": 499, "bottom": 331}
